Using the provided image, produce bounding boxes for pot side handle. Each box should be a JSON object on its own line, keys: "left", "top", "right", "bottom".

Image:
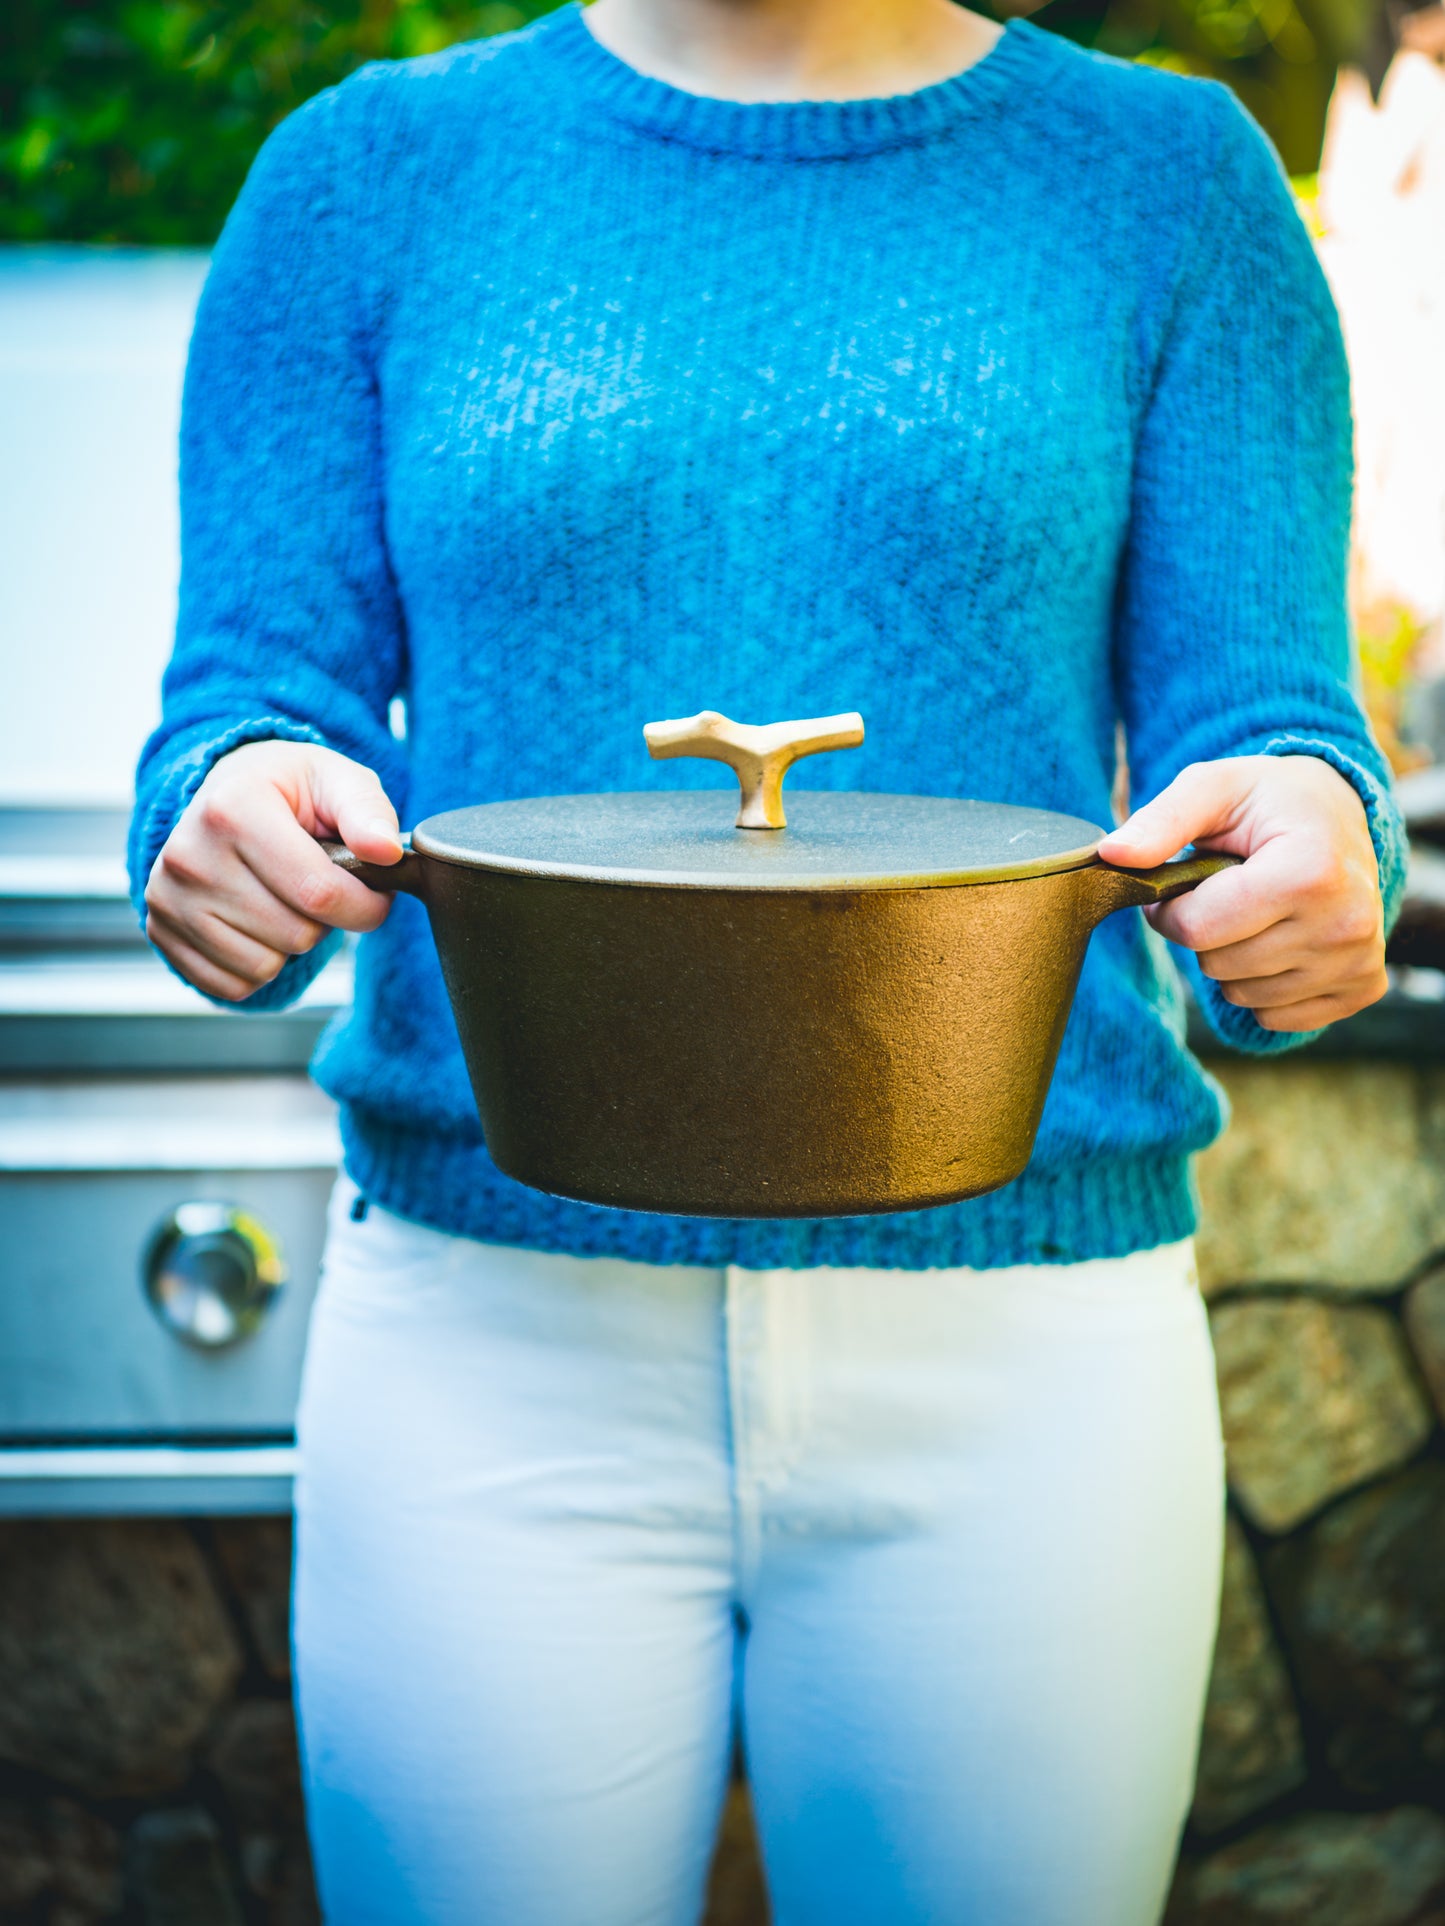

{"left": 1090, "top": 848, "right": 1243, "bottom": 920}
{"left": 321, "top": 834, "right": 429, "bottom": 899}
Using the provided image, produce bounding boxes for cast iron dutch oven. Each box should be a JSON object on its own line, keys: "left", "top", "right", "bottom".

{"left": 327, "top": 712, "right": 1236, "bottom": 1219}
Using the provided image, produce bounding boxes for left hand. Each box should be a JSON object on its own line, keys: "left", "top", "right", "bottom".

{"left": 1097, "top": 754, "right": 1388, "bottom": 1032}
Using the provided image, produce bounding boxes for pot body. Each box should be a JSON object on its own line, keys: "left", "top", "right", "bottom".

{"left": 419, "top": 859, "right": 1140, "bottom": 1218}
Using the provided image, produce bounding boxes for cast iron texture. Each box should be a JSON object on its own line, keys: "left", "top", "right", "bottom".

{"left": 333, "top": 841, "right": 1229, "bottom": 1218}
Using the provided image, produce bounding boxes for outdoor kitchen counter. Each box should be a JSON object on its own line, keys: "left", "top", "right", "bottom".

{"left": 0, "top": 938, "right": 353, "bottom": 1518}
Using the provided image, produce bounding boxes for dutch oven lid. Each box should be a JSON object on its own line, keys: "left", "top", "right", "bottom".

{"left": 411, "top": 712, "right": 1107, "bottom": 891}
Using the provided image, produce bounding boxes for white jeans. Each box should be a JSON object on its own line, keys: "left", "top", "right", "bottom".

{"left": 294, "top": 1179, "right": 1224, "bottom": 1926}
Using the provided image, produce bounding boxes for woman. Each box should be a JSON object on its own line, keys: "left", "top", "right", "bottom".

{"left": 130, "top": 0, "right": 1403, "bottom": 1919}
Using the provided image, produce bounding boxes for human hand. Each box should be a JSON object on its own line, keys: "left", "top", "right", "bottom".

{"left": 145, "top": 740, "right": 403, "bottom": 1002}
{"left": 1097, "top": 754, "right": 1387, "bottom": 1032}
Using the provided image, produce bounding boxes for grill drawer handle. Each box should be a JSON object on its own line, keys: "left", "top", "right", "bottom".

{"left": 141, "top": 1203, "right": 286, "bottom": 1349}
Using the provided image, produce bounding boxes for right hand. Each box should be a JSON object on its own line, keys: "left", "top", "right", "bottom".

{"left": 145, "top": 740, "right": 404, "bottom": 1002}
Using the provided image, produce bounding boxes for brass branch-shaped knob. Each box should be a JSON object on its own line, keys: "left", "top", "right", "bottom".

{"left": 643, "top": 710, "right": 865, "bottom": 829}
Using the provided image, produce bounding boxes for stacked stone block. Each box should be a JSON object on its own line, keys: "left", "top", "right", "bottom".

{"left": 1167, "top": 1059, "right": 1445, "bottom": 1926}
{"left": 0, "top": 1518, "right": 311, "bottom": 1925}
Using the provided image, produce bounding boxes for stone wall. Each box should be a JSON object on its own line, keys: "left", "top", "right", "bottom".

{"left": 0, "top": 1510, "right": 756, "bottom": 1923}
{"left": 1164, "top": 1057, "right": 1445, "bottom": 1926}
{"left": 2, "top": 1055, "right": 1443, "bottom": 1925}
{"left": 0, "top": 1517, "right": 311, "bottom": 1925}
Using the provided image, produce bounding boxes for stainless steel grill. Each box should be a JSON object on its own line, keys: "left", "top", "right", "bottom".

{"left": 0, "top": 806, "right": 347, "bottom": 1514}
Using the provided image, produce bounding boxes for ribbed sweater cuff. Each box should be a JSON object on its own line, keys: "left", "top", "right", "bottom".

{"left": 1261, "top": 734, "right": 1407, "bottom": 931}
{"left": 338, "top": 1104, "right": 1199, "bottom": 1272}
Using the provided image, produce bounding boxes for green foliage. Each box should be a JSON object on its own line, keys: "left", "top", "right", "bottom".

{"left": 0, "top": 0, "right": 564, "bottom": 243}
{"left": 0, "top": 0, "right": 1382, "bottom": 241}
{"left": 1041, "top": 0, "right": 1380, "bottom": 174}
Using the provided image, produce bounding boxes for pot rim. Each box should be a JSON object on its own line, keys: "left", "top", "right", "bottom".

{"left": 409, "top": 792, "right": 1108, "bottom": 892}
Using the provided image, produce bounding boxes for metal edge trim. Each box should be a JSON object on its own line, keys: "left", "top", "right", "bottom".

{"left": 0, "top": 1445, "right": 297, "bottom": 1479}
{"left": 0, "top": 1139, "right": 342, "bottom": 1173}
{"left": 409, "top": 833, "right": 1108, "bottom": 890}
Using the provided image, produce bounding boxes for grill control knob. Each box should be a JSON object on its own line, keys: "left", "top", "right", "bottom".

{"left": 142, "top": 1203, "right": 286, "bottom": 1349}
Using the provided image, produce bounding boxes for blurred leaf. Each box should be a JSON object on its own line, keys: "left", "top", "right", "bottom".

{"left": 0, "top": 0, "right": 565, "bottom": 243}
{"left": 1030, "top": 0, "right": 1383, "bottom": 170}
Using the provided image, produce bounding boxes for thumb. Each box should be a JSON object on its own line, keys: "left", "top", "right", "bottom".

{"left": 305, "top": 748, "right": 404, "bottom": 865}
{"left": 1098, "top": 760, "right": 1251, "bottom": 868}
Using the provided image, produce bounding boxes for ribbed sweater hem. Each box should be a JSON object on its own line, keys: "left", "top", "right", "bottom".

{"left": 337, "top": 1104, "right": 1199, "bottom": 1271}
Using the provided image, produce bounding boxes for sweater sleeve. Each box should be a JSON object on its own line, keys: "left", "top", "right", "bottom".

{"left": 127, "top": 75, "right": 406, "bottom": 1012}
{"left": 1114, "top": 86, "right": 1406, "bottom": 1055}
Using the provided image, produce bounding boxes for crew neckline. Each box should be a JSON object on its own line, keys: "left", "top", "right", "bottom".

{"left": 537, "top": 3, "right": 1051, "bottom": 158}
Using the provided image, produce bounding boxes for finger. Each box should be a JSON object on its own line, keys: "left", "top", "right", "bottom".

{"left": 305, "top": 750, "right": 404, "bottom": 865}
{"left": 162, "top": 770, "right": 393, "bottom": 935}
{"left": 1146, "top": 842, "right": 1295, "bottom": 952}
{"left": 148, "top": 900, "right": 289, "bottom": 988}
{"left": 222, "top": 786, "right": 395, "bottom": 933}
{"left": 1218, "top": 968, "right": 1345, "bottom": 1009}
{"left": 1225, "top": 959, "right": 1394, "bottom": 1016}
{"left": 146, "top": 913, "right": 271, "bottom": 1004}
{"left": 1196, "top": 925, "right": 1378, "bottom": 985}
{"left": 215, "top": 895, "right": 327, "bottom": 958}
{"left": 148, "top": 846, "right": 328, "bottom": 957}
{"left": 1253, "top": 970, "right": 1390, "bottom": 1031}
{"left": 1194, "top": 925, "right": 1302, "bottom": 981}
{"left": 1099, "top": 759, "right": 1260, "bottom": 869}
{"left": 190, "top": 912, "right": 294, "bottom": 986}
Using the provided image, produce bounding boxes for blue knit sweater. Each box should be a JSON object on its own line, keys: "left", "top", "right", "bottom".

{"left": 131, "top": 3, "right": 1405, "bottom": 1269}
